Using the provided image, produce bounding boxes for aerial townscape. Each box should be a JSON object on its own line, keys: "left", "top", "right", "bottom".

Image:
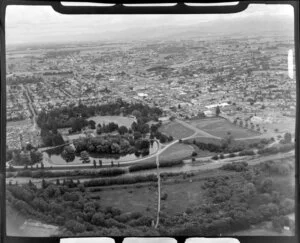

{"left": 5, "top": 7, "right": 296, "bottom": 238}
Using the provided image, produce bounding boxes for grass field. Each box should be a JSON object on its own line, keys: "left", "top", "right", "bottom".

{"left": 190, "top": 144, "right": 217, "bottom": 158}
{"left": 88, "top": 169, "right": 236, "bottom": 217}
{"left": 141, "top": 143, "right": 194, "bottom": 163}
{"left": 159, "top": 121, "right": 195, "bottom": 139}
{"left": 88, "top": 184, "right": 157, "bottom": 217}
{"left": 88, "top": 116, "right": 136, "bottom": 128}
{"left": 188, "top": 117, "right": 259, "bottom": 138}
{"left": 262, "top": 117, "right": 295, "bottom": 135}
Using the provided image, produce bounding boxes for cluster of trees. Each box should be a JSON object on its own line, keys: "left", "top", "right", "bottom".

{"left": 7, "top": 154, "right": 295, "bottom": 236}
{"left": 279, "top": 132, "right": 292, "bottom": 144}
{"left": 14, "top": 167, "right": 127, "bottom": 179}
{"left": 36, "top": 100, "right": 163, "bottom": 132}
{"left": 8, "top": 144, "right": 43, "bottom": 166}
{"left": 167, "top": 161, "right": 295, "bottom": 236}
{"left": 40, "top": 128, "right": 65, "bottom": 147}
{"left": 6, "top": 176, "right": 158, "bottom": 236}
{"left": 69, "top": 118, "right": 90, "bottom": 133}
{"left": 232, "top": 118, "right": 264, "bottom": 133}
{"left": 211, "top": 149, "right": 256, "bottom": 161}
{"left": 191, "top": 140, "right": 244, "bottom": 154}
{"left": 129, "top": 160, "right": 183, "bottom": 172}
{"left": 257, "top": 143, "right": 294, "bottom": 155}
{"left": 96, "top": 122, "right": 126, "bottom": 135}
{"left": 72, "top": 135, "right": 150, "bottom": 156}
{"left": 61, "top": 145, "right": 76, "bottom": 162}
{"left": 257, "top": 160, "right": 294, "bottom": 176}
{"left": 83, "top": 174, "right": 157, "bottom": 187}
{"left": 150, "top": 131, "right": 173, "bottom": 144}
{"left": 221, "top": 161, "right": 249, "bottom": 172}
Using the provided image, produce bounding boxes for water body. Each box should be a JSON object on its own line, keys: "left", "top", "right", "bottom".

{"left": 44, "top": 143, "right": 158, "bottom": 166}
{"left": 6, "top": 205, "right": 59, "bottom": 237}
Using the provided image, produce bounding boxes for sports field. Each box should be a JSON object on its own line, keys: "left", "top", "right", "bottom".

{"left": 188, "top": 117, "right": 259, "bottom": 138}
{"left": 159, "top": 121, "right": 195, "bottom": 139}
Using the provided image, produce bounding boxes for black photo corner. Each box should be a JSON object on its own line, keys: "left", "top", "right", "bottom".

{"left": 0, "top": 1, "right": 299, "bottom": 243}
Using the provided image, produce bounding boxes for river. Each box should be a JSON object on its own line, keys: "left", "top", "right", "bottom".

{"left": 6, "top": 205, "right": 59, "bottom": 237}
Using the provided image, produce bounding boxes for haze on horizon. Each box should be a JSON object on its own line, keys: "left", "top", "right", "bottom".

{"left": 6, "top": 3, "right": 294, "bottom": 46}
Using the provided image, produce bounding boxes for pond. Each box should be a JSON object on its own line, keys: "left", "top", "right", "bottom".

{"left": 43, "top": 142, "right": 159, "bottom": 166}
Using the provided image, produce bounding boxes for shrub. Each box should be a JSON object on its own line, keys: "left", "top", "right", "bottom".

{"left": 272, "top": 216, "right": 284, "bottom": 232}
{"left": 192, "top": 151, "right": 197, "bottom": 156}
{"left": 129, "top": 216, "right": 152, "bottom": 227}
{"left": 91, "top": 212, "right": 106, "bottom": 226}
{"left": 129, "top": 160, "right": 183, "bottom": 172}
{"left": 16, "top": 170, "right": 33, "bottom": 177}
{"left": 221, "top": 162, "right": 248, "bottom": 172}
{"left": 83, "top": 174, "right": 157, "bottom": 187}
{"left": 115, "top": 213, "right": 131, "bottom": 223}
{"left": 55, "top": 216, "right": 65, "bottom": 225}
{"left": 228, "top": 153, "right": 236, "bottom": 158}
{"left": 65, "top": 220, "right": 86, "bottom": 233}
{"left": 211, "top": 155, "right": 219, "bottom": 160}
{"left": 219, "top": 154, "right": 225, "bottom": 159}
{"left": 185, "top": 208, "right": 193, "bottom": 214}
{"left": 238, "top": 150, "right": 255, "bottom": 156}
{"left": 258, "top": 203, "right": 279, "bottom": 220}
{"left": 260, "top": 178, "right": 273, "bottom": 193}
{"left": 279, "top": 198, "right": 295, "bottom": 215}
{"left": 63, "top": 192, "right": 80, "bottom": 202}
{"left": 29, "top": 167, "right": 126, "bottom": 178}
{"left": 161, "top": 193, "right": 168, "bottom": 200}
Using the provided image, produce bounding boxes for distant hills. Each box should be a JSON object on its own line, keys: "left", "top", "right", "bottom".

{"left": 7, "top": 13, "right": 294, "bottom": 47}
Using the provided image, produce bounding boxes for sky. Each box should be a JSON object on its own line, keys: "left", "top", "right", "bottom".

{"left": 5, "top": 3, "right": 294, "bottom": 45}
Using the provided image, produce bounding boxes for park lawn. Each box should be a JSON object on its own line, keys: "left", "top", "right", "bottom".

{"left": 159, "top": 121, "right": 195, "bottom": 139}
{"left": 189, "top": 117, "right": 259, "bottom": 138}
{"left": 88, "top": 116, "right": 136, "bottom": 128}
{"left": 160, "top": 143, "right": 194, "bottom": 161}
{"left": 140, "top": 143, "right": 194, "bottom": 164}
